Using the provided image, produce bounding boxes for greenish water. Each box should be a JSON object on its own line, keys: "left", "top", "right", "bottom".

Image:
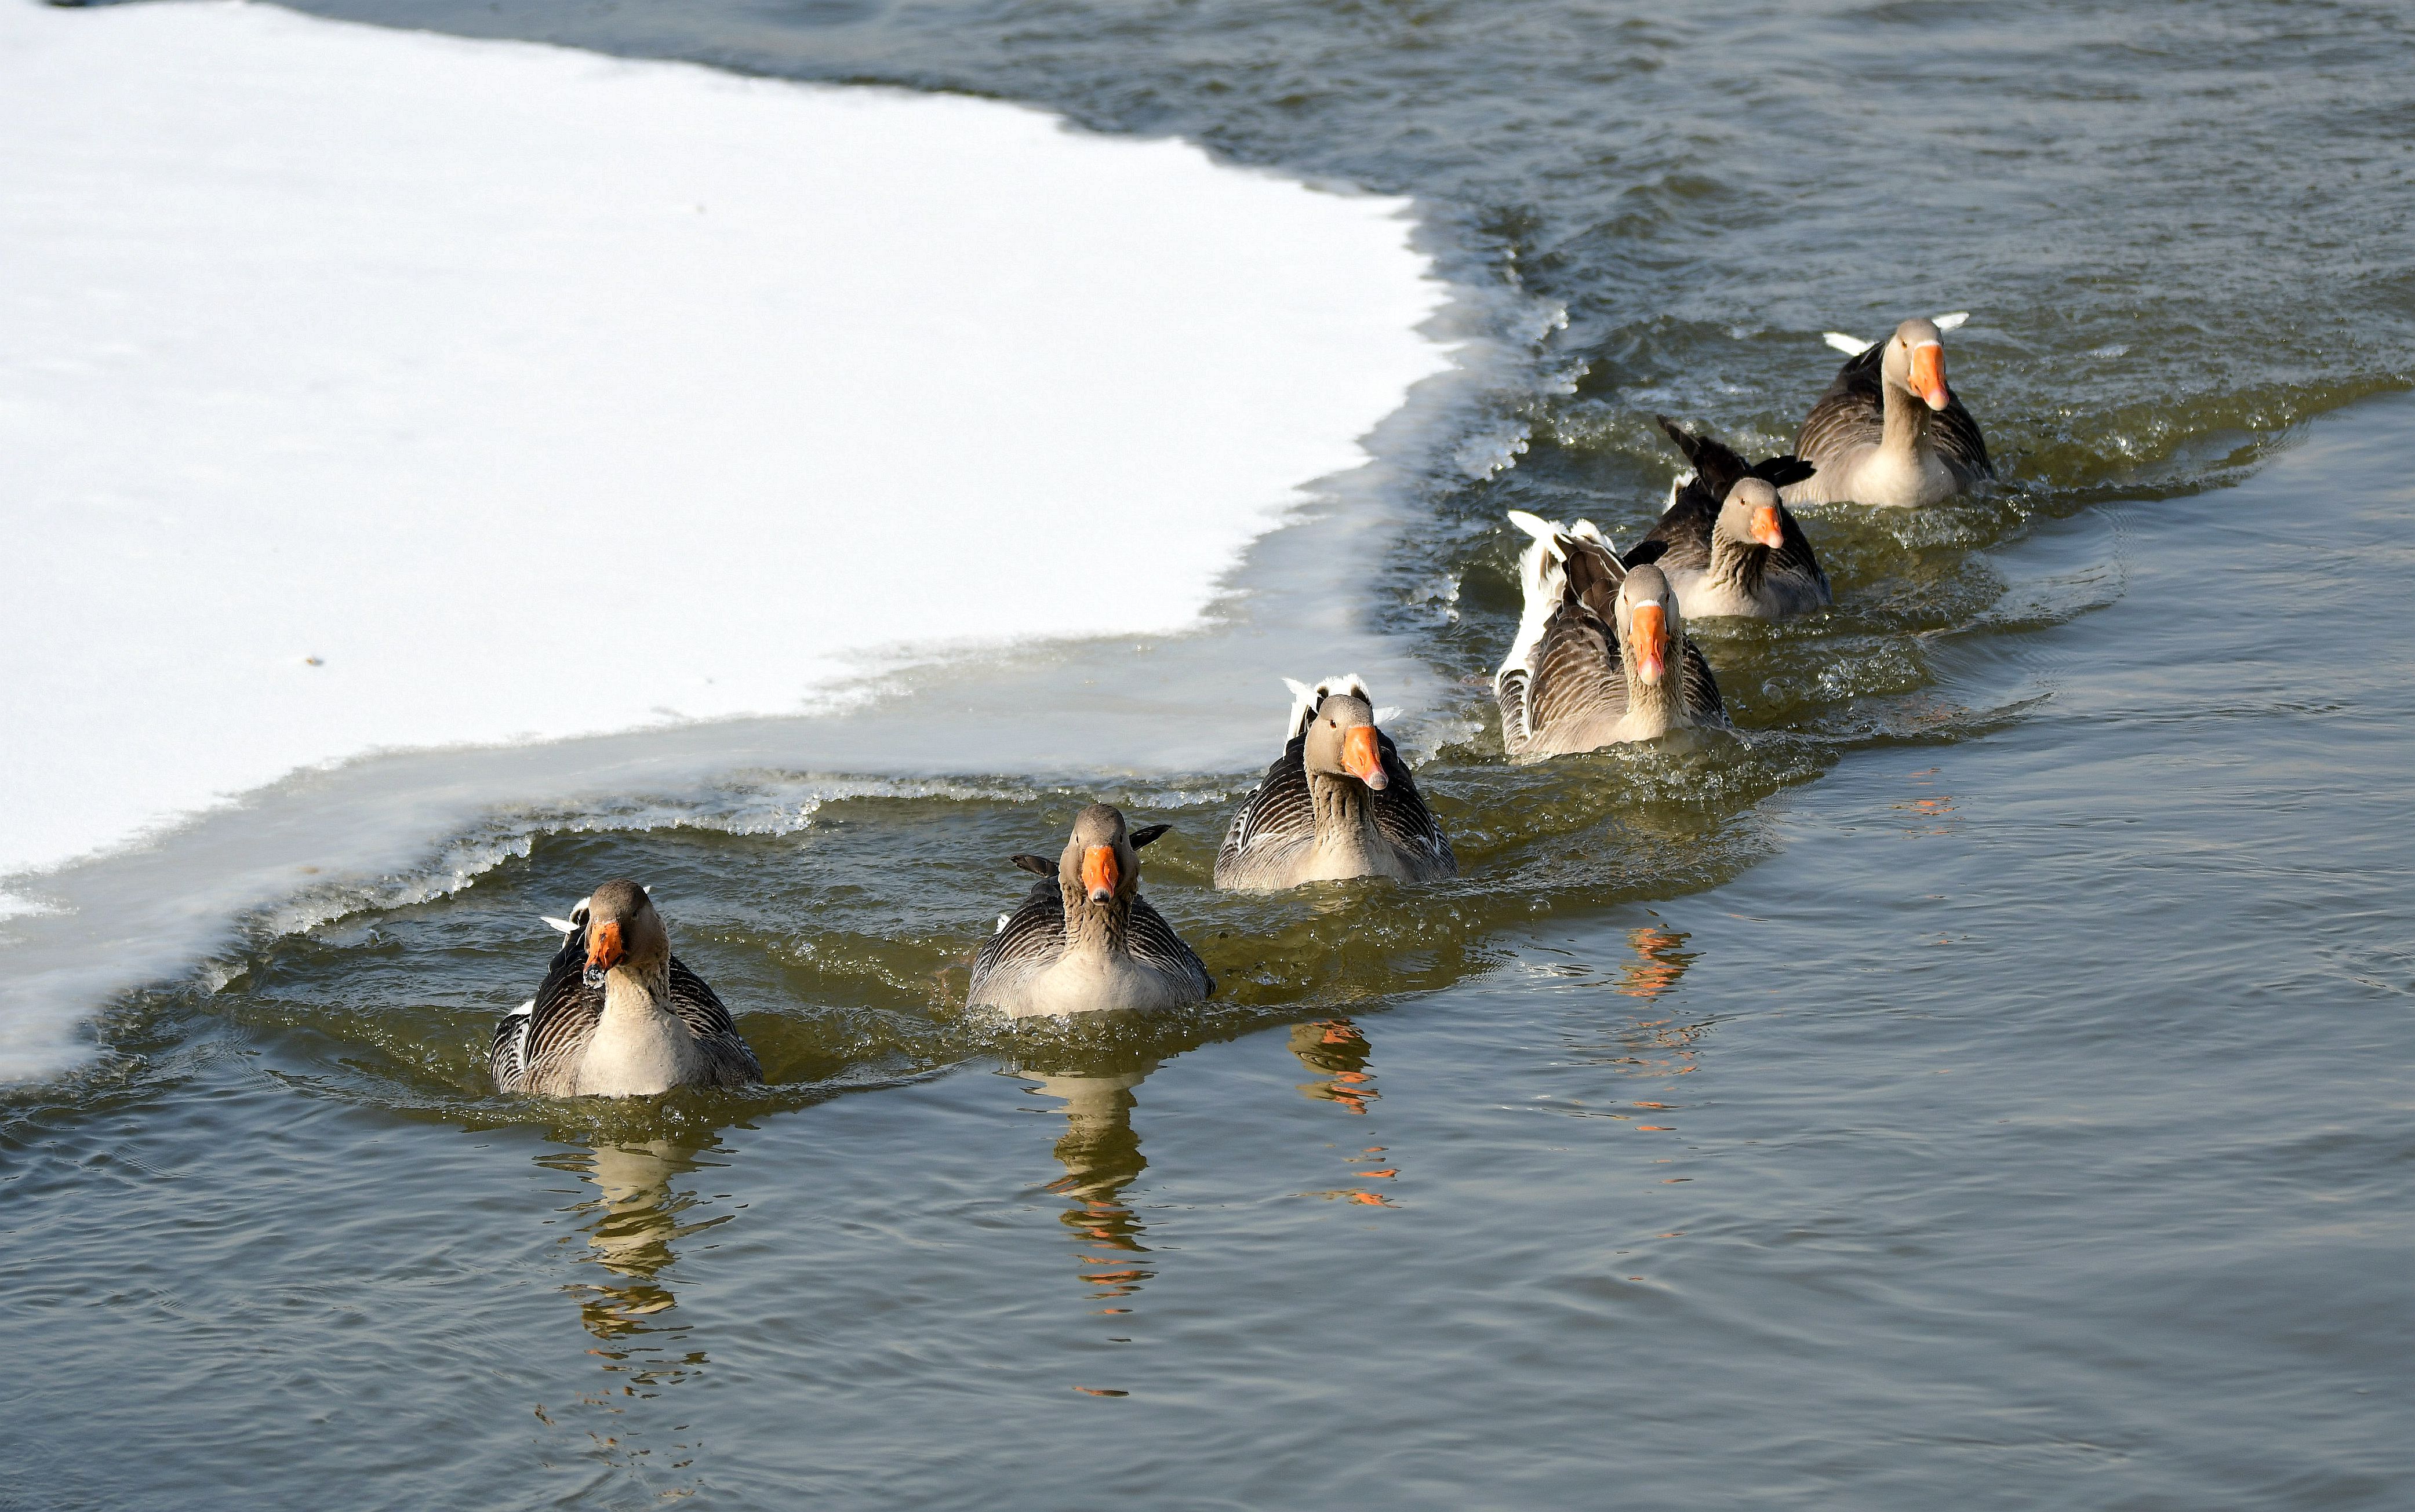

{"left": 9, "top": 397, "right": 2410, "bottom": 1509}
{"left": 8, "top": 0, "right": 2415, "bottom": 1504}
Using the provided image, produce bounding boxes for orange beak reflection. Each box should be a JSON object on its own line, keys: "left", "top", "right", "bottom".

{"left": 585, "top": 919, "right": 624, "bottom": 974}
{"left": 1750, "top": 504, "right": 1785, "bottom": 549}
{"left": 1341, "top": 725, "right": 1388, "bottom": 789}
{"left": 1081, "top": 845, "right": 1119, "bottom": 903}
{"left": 1630, "top": 602, "right": 1668, "bottom": 684}
{"left": 1907, "top": 341, "right": 1949, "bottom": 411}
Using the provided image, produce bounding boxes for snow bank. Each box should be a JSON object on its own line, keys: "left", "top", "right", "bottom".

{"left": 0, "top": 0, "right": 1450, "bottom": 892}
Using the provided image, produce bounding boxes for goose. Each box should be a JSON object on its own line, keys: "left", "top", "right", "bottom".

{"left": 968, "top": 803, "right": 1213, "bottom": 1017}
{"left": 492, "top": 879, "right": 763, "bottom": 1097}
{"left": 1214, "top": 675, "right": 1456, "bottom": 891}
{"left": 1786, "top": 314, "right": 1992, "bottom": 507}
{"left": 1496, "top": 511, "right": 1727, "bottom": 759}
{"left": 1630, "top": 416, "right": 1831, "bottom": 620}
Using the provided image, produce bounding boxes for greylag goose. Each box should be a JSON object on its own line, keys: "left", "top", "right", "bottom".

{"left": 1214, "top": 675, "right": 1456, "bottom": 891}
{"left": 1628, "top": 416, "right": 1831, "bottom": 620}
{"left": 1496, "top": 511, "right": 1727, "bottom": 759}
{"left": 968, "top": 804, "right": 1213, "bottom": 1017}
{"left": 1786, "top": 314, "right": 1992, "bottom": 507}
{"left": 492, "top": 879, "right": 763, "bottom": 1097}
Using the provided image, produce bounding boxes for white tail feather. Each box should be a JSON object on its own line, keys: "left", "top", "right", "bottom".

{"left": 1824, "top": 331, "right": 1873, "bottom": 356}
{"left": 510, "top": 998, "right": 534, "bottom": 1016}
{"left": 1285, "top": 673, "right": 1377, "bottom": 739}
{"left": 1499, "top": 511, "right": 1591, "bottom": 699}
{"left": 1281, "top": 677, "right": 1318, "bottom": 740}
{"left": 1934, "top": 311, "right": 1969, "bottom": 331}
{"left": 1505, "top": 509, "right": 1568, "bottom": 561}
{"left": 540, "top": 916, "right": 575, "bottom": 935}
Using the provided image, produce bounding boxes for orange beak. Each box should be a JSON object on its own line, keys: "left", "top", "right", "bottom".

{"left": 1751, "top": 504, "right": 1785, "bottom": 549}
{"left": 1907, "top": 341, "right": 1949, "bottom": 410}
{"left": 585, "top": 919, "right": 624, "bottom": 974}
{"left": 1341, "top": 725, "right": 1388, "bottom": 790}
{"left": 1630, "top": 602, "right": 1667, "bottom": 684}
{"left": 1081, "top": 845, "right": 1119, "bottom": 904}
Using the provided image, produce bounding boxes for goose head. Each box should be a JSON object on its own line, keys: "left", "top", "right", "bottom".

{"left": 1302, "top": 690, "right": 1390, "bottom": 792}
{"left": 1881, "top": 316, "right": 1952, "bottom": 411}
{"left": 580, "top": 878, "right": 670, "bottom": 988}
{"left": 1716, "top": 478, "right": 1788, "bottom": 552}
{"left": 1615, "top": 564, "right": 1681, "bottom": 688}
{"left": 1058, "top": 804, "right": 1170, "bottom": 908}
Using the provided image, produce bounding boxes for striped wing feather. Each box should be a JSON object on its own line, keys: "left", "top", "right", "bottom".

{"left": 1525, "top": 602, "right": 1632, "bottom": 737}
{"left": 969, "top": 880, "right": 1065, "bottom": 995}
{"left": 1217, "top": 739, "right": 1316, "bottom": 878}
{"left": 966, "top": 881, "right": 1214, "bottom": 999}
{"left": 1369, "top": 733, "right": 1456, "bottom": 878}
{"left": 1126, "top": 895, "right": 1215, "bottom": 997}
{"left": 1681, "top": 640, "right": 1727, "bottom": 724}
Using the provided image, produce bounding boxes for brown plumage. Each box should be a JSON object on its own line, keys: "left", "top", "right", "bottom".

{"left": 1496, "top": 512, "right": 1727, "bottom": 759}
{"left": 969, "top": 804, "right": 1212, "bottom": 1017}
{"left": 491, "top": 880, "right": 762, "bottom": 1098}
{"left": 1628, "top": 416, "right": 1831, "bottom": 620}
{"left": 1787, "top": 316, "right": 1992, "bottom": 507}
{"left": 1215, "top": 675, "right": 1456, "bottom": 890}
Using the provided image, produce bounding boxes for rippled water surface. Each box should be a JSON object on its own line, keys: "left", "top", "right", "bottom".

{"left": 8, "top": 0, "right": 2415, "bottom": 1506}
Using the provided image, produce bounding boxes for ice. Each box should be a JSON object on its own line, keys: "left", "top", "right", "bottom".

{"left": 0, "top": 0, "right": 1460, "bottom": 1080}
{"left": 0, "top": 0, "right": 1449, "bottom": 884}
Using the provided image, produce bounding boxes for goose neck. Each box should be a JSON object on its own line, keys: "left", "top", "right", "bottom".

{"left": 1881, "top": 376, "right": 1930, "bottom": 457}
{"left": 1308, "top": 770, "right": 1383, "bottom": 864}
{"left": 599, "top": 961, "right": 675, "bottom": 1025}
{"left": 1707, "top": 533, "right": 1770, "bottom": 597}
{"left": 1623, "top": 650, "right": 1683, "bottom": 723}
{"left": 1060, "top": 882, "right": 1130, "bottom": 958}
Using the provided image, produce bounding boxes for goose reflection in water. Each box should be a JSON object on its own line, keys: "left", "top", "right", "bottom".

{"left": 1289, "top": 1018, "right": 1400, "bottom": 1205}
{"left": 1289, "top": 1017, "right": 1377, "bottom": 1114}
{"left": 1619, "top": 925, "right": 1697, "bottom": 1000}
{"left": 541, "top": 1137, "right": 732, "bottom": 1358}
{"left": 1008, "top": 1053, "right": 1163, "bottom": 1300}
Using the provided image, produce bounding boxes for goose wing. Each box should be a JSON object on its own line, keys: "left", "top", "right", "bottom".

{"left": 493, "top": 926, "right": 602, "bottom": 1093}
{"left": 1524, "top": 599, "right": 1633, "bottom": 740}
{"left": 1370, "top": 730, "right": 1457, "bottom": 880}
{"left": 1794, "top": 342, "right": 1886, "bottom": 466}
{"left": 1215, "top": 736, "right": 1316, "bottom": 884}
{"left": 1766, "top": 504, "right": 1832, "bottom": 603}
{"left": 1933, "top": 394, "right": 1994, "bottom": 482}
{"left": 1625, "top": 489, "right": 1711, "bottom": 573}
{"left": 666, "top": 954, "right": 762, "bottom": 1083}
{"left": 969, "top": 879, "right": 1066, "bottom": 998}
{"left": 1127, "top": 893, "right": 1214, "bottom": 998}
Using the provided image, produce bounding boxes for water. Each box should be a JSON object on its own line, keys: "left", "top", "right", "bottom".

{"left": 8, "top": 0, "right": 2415, "bottom": 1504}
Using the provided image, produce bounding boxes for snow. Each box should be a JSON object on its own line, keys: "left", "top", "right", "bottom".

{"left": 0, "top": 0, "right": 1452, "bottom": 891}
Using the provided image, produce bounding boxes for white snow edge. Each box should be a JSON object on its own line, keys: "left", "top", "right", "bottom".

{"left": 0, "top": 0, "right": 1454, "bottom": 890}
